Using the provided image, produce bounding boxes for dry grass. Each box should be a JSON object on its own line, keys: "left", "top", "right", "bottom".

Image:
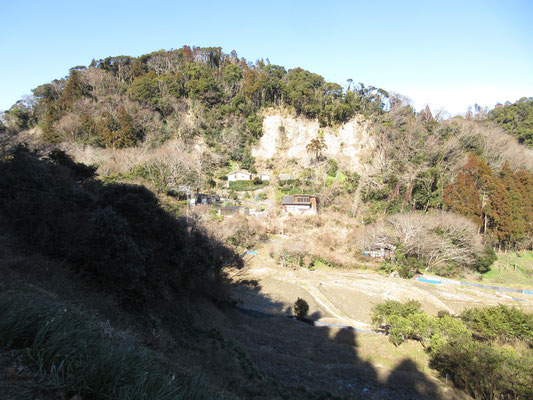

{"left": 231, "top": 209, "right": 368, "bottom": 270}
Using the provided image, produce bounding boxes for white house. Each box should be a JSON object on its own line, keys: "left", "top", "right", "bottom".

{"left": 227, "top": 170, "right": 253, "bottom": 188}
{"left": 259, "top": 173, "right": 270, "bottom": 181}
{"left": 227, "top": 170, "right": 252, "bottom": 182}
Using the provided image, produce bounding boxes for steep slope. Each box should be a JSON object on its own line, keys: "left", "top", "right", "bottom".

{"left": 253, "top": 111, "right": 375, "bottom": 174}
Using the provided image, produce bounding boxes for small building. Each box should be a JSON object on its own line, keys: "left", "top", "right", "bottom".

{"left": 364, "top": 243, "right": 397, "bottom": 259}
{"left": 218, "top": 206, "right": 250, "bottom": 217}
{"left": 278, "top": 173, "right": 291, "bottom": 181}
{"left": 259, "top": 173, "right": 270, "bottom": 181}
{"left": 281, "top": 194, "right": 319, "bottom": 215}
{"left": 227, "top": 170, "right": 252, "bottom": 182}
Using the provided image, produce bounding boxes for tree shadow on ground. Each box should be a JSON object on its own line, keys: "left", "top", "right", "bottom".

{"left": 386, "top": 359, "right": 442, "bottom": 400}
{"left": 221, "top": 275, "right": 452, "bottom": 399}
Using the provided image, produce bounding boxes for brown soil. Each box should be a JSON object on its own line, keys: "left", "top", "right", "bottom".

{"left": 233, "top": 246, "right": 533, "bottom": 329}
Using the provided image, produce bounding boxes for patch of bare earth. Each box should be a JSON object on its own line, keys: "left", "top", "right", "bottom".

{"left": 233, "top": 247, "right": 533, "bottom": 328}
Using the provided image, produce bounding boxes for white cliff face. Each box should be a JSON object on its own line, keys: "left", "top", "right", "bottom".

{"left": 252, "top": 112, "right": 376, "bottom": 174}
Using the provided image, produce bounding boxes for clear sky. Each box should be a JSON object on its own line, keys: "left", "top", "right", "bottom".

{"left": 1, "top": 0, "right": 532, "bottom": 115}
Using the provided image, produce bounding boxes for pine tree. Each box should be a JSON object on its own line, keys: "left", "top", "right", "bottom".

{"left": 499, "top": 163, "right": 525, "bottom": 248}
{"left": 515, "top": 171, "right": 533, "bottom": 240}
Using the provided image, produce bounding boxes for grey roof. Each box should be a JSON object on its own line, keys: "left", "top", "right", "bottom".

{"left": 281, "top": 195, "right": 316, "bottom": 205}
{"left": 281, "top": 195, "right": 294, "bottom": 204}
{"left": 228, "top": 170, "right": 252, "bottom": 176}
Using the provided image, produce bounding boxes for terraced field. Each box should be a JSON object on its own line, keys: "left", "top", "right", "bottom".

{"left": 232, "top": 246, "right": 533, "bottom": 330}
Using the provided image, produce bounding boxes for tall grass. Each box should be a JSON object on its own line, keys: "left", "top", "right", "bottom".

{"left": 0, "top": 290, "right": 225, "bottom": 399}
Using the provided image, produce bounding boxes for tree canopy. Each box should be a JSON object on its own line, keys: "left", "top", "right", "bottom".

{"left": 489, "top": 97, "right": 533, "bottom": 147}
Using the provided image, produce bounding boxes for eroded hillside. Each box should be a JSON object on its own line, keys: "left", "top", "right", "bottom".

{"left": 253, "top": 111, "right": 375, "bottom": 173}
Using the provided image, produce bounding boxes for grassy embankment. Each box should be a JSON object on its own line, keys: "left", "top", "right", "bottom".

{"left": 480, "top": 251, "right": 533, "bottom": 288}
{"left": 0, "top": 289, "right": 223, "bottom": 400}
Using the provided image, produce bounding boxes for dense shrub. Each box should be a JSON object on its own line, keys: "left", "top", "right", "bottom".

{"left": 473, "top": 247, "right": 498, "bottom": 273}
{"left": 381, "top": 248, "right": 423, "bottom": 278}
{"left": 460, "top": 304, "right": 533, "bottom": 345}
{"left": 429, "top": 339, "right": 533, "bottom": 400}
{"left": 370, "top": 299, "right": 422, "bottom": 329}
{"left": 372, "top": 299, "right": 533, "bottom": 399}
{"left": 293, "top": 298, "right": 309, "bottom": 319}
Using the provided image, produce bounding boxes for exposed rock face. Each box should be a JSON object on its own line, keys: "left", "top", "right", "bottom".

{"left": 252, "top": 112, "right": 376, "bottom": 174}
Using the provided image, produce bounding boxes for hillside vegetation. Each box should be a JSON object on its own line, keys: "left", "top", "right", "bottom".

{"left": 2, "top": 48, "right": 531, "bottom": 255}
{"left": 0, "top": 144, "right": 240, "bottom": 304}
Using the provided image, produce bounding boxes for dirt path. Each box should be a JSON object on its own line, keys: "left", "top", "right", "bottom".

{"left": 233, "top": 247, "right": 533, "bottom": 328}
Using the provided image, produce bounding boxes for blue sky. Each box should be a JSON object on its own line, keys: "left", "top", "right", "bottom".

{"left": 1, "top": 0, "right": 532, "bottom": 115}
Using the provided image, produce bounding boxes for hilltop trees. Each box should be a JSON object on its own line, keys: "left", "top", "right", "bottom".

{"left": 10, "top": 45, "right": 389, "bottom": 153}
{"left": 489, "top": 97, "right": 533, "bottom": 147}
{"left": 5, "top": 44, "right": 533, "bottom": 251}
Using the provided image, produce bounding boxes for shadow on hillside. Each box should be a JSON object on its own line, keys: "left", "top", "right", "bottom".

{"left": 0, "top": 145, "right": 446, "bottom": 400}
{"left": 386, "top": 359, "right": 441, "bottom": 399}
{"left": 224, "top": 274, "right": 445, "bottom": 399}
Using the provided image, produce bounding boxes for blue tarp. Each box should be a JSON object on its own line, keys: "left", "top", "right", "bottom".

{"left": 419, "top": 275, "right": 533, "bottom": 296}
{"left": 417, "top": 278, "right": 441, "bottom": 284}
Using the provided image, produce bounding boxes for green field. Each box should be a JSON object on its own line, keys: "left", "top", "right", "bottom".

{"left": 229, "top": 180, "right": 268, "bottom": 191}
{"left": 481, "top": 251, "right": 533, "bottom": 288}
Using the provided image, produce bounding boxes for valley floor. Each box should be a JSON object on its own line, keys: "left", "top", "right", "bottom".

{"left": 232, "top": 245, "right": 533, "bottom": 328}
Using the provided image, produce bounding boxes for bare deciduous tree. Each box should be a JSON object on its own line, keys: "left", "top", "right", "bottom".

{"left": 56, "top": 113, "right": 82, "bottom": 142}
{"left": 366, "top": 211, "right": 483, "bottom": 273}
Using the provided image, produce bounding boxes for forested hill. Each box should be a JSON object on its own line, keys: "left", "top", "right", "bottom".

{"left": 1, "top": 46, "right": 388, "bottom": 153}
{"left": 1, "top": 45, "right": 533, "bottom": 252}
{"left": 489, "top": 97, "right": 533, "bottom": 147}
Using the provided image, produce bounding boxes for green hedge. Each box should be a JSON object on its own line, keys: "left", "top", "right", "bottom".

{"left": 228, "top": 180, "right": 268, "bottom": 191}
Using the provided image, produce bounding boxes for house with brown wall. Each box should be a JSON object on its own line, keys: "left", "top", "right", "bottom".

{"left": 281, "top": 195, "right": 319, "bottom": 215}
